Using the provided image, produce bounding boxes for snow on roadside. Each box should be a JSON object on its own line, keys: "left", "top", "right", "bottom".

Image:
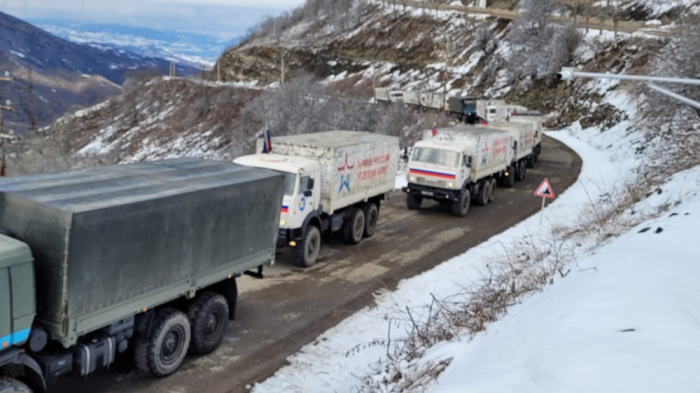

{"left": 252, "top": 126, "right": 650, "bottom": 393}
{"left": 428, "top": 165, "right": 700, "bottom": 393}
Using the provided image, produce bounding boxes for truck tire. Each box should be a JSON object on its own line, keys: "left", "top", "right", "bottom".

{"left": 187, "top": 292, "right": 229, "bottom": 356}
{"left": 489, "top": 179, "right": 497, "bottom": 203}
{"left": 135, "top": 308, "right": 191, "bottom": 378}
{"left": 363, "top": 203, "right": 379, "bottom": 238}
{"left": 292, "top": 225, "right": 321, "bottom": 267}
{"left": 451, "top": 189, "right": 470, "bottom": 217}
{"left": 342, "top": 208, "right": 365, "bottom": 245}
{"left": 406, "top": 194, "right": 422, "bottom": 210}
{"left": 0, "top": 378, "right": 32, "bottom": 393}
{"left": 515, "top": 161, "right": 526, "bottom": 181}
{"left": 527, "top": 154, "right": 535, "bottom": 168}
{"left": 534, "top": 147, "right": 540, "bottom": 164}
{"left": 475, "top": 179, "right": 491, "bottom": 206}
{"left": 501, "top": 166, "right": 515, "bottom": 188}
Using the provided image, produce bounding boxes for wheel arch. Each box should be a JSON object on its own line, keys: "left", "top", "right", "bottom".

{"left": 0, "top": 354, "right": 46, "bottom": 393}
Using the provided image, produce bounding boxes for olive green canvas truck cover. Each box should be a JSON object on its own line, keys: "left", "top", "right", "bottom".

{"left": 0, "top": 158, "right": 284, "bottom": 348}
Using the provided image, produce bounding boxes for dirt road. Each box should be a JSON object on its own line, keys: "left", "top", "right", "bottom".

{"left": 51, "top": 135, "right": 581, "bottom": 393}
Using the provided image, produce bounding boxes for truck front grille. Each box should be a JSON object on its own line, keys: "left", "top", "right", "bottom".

{"left": 437, "top": 180, "right": 447, "bottom": 188}
{"left": 417, "top": 177, "right": 426, "bottom": 184}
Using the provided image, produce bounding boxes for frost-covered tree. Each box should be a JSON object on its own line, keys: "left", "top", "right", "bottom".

{"left": 507, "top": 0, "right": 579, "bottom": 80}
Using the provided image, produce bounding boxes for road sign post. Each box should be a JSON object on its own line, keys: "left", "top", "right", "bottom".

{"left": 534, "top": 178, "right": 556, "bottom": 225}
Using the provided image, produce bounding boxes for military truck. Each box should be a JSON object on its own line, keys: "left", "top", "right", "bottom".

{"left": 234, "top": 131, "right": 400, "bottom": 268}
{"left": 0, "top": 158, "right": 284, "bottom": 392}
{"left": 404, "top": 126, "right": 510, "bottom": 217}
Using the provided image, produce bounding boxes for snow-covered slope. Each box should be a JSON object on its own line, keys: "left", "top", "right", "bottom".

{"left": 429, "top": 166, "right": 700, "bottom": 393}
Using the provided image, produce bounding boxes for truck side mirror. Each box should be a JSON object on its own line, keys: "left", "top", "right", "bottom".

{"left": 308, "top": 178, "right": 315, "bottom": 189}
{"left": 513, "top": 141, "right": 518, "bottom": 149}
{"left": 464, "top": 156, "right": 472, "bottom": 168}
{"left": 304, "top": 190, "right": 313, "bottom": 197}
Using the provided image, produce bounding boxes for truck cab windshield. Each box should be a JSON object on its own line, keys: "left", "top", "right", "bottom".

{"left": 273, "top": 172, "right": 297, "bottom": 196}
{"left": 412, "top": 148, "right": 461, "bottom": 168}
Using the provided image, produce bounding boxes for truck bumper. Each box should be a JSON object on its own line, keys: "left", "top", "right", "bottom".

{"left": 403, "top": 183, "right": 461, "bottom": 202}
{"left": 278, "top": 227, "right": 306, "bottom": 247}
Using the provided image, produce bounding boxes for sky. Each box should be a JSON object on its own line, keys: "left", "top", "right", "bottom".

{"left": 0, "top": 0, "right": 306, "bottom": 39}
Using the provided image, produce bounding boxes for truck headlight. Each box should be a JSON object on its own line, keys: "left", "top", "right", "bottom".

{"left": 280, "top": 219, "right": 286, "bottom": 227}
{"left": 410, "top": 176, "right": 416, "bottom": 182}
{"left": 448, "top": 182, "right": 454, "bottom": 188}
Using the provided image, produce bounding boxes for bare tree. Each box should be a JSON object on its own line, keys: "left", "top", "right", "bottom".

{"left": 508, "top": 0, "right": 579, "bottom": 80}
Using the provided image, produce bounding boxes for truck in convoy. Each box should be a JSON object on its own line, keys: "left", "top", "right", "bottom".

{"left": 508, "top": 110, "right": 543, "bottom": 167}
{"left": 234, "top": 131, "right": 400, "bottom": 268}
{"left": 403, "top": 126, "right": 510, "bottom": 217}
{"left": 374, "top": 87, "right": 391, "bottom": 103}
{"left": 448, "top": 97, "right": 505, "bottom": 123}
{"left": 0, "top": 158, "right": 284, "bottom": 392}
{"left": 419, "top": 91, "right": 447, "bottom": 111}
{"left": 484, "top": 104, "right": 529, "bottom": 124}
{"left": 482, "top": 121, "right": 536, "bottom": 186}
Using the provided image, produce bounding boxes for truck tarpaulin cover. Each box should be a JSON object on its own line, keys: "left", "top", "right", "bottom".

{"left": 0, "top": 158, "right": 283, "bottom": 344}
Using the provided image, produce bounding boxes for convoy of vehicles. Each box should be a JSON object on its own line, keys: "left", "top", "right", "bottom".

{"left": 0, "top": 158, "right": 284, "bottom": 392}
{"left": 234, "top": 131, "right": 400, "bottom": 268}
{"left": 403, "top": 126, "right": 512, "bottom": 216}
{"left": 0, "top": 97, "right": 543, "bottom": 391}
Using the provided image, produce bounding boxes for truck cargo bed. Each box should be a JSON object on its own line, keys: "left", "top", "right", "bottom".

{"left": 257, "top": 131, "right": 400, "bottom": 214}
{"left": 0, "top": 158, "right": 284, "bottom": 347}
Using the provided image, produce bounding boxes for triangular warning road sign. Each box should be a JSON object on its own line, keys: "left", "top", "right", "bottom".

{"left": 534, "top": 178, "right": 556, "bottom": 199}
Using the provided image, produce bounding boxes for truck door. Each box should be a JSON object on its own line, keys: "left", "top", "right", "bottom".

{"left": 299, "top": 175, "right": 317, "bottom": 215}
{"left": 0, "top": 268, "right": 11, "bottom": 350}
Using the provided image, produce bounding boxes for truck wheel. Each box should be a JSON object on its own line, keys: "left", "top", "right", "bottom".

{"left": 475, "top": 179, "right": 490, "bottom": 206}
{"left": 501, "top": 166, "right": 515, "bottom": 188}
{"left": 451, "top": 189, "right": 470, "bottom": 217}
{"left": 0, "top": 378, "right": 32, "bottom": 393}
{"left": 136, "top": 308, "right": 191, "bottom": 378}
{"left": 527, "top": 154, "right": 535, "bottom": 168}
{"left": 489, "top": 179, "right": 497, "bottom": 202}
{"left": 187, "top": 292, "right": 229, "bottom": 356}
{"left": 406, "top": 194, "right": 422, "bottom": 210}
{"left": 514, "top": 162, "right": 524, "bottom": 181}
{"left": 363, "top": 203, "right": 379, "bottom": 238}
{"left": 292, "top": 225, "right": 321, "bottom": 267}
{"left": 342, "top": 208, "right": 365, "bottom": 245}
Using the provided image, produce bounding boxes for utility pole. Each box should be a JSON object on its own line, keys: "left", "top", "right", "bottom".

{"left": 585, "top": 0, "right": 592, "bottom": 33}
{"left": 442, "top": 36, "right": 451, "bottom": 112}
{"left": 27, "top": 65, "right": 36, "bottom": 133}
{"left": 0, "top": 71, "right": 14, "bottom": 177}
{"left": 280, "top": 50, "right": 286, "bottom": 85}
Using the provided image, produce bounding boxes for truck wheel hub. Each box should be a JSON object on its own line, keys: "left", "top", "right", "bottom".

{"left": 161, "top": 326, "right": 186, "bottom": 364}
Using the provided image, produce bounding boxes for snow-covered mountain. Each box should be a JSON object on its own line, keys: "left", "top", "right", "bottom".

{"left": 32, "top": 21, "right": 241, "bottom": 69}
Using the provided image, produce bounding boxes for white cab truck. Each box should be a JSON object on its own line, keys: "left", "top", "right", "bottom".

{"left": 234, "top": 131, "right": 400, "bottom": 268}
{"left": 508, "top": 110, "right": 543, "bottom": 167}
{"left": 481, "top": 121, "right": 536, "bottom": 186}
{"left": 403, "top": 126, "right": 511, "bottom": 217}
{"left": 484, "top": 104, "right": 529, "bottom": 123}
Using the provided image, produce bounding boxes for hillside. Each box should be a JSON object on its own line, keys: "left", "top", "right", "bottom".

{"left": 19, "top": 0, "right": 698, "bottom": 180}
{"left": 0, "top": 10, "right": 199, "bottom": 132}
